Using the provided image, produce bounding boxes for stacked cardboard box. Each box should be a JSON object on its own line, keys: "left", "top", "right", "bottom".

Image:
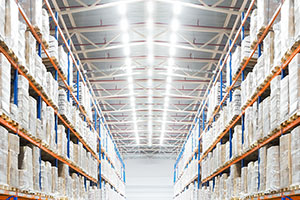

{"left": 8, "top": 133, "right": 19, "bottom": 188}
{"left": 281, "top": 0, "right": 295, "bottom": 57}
{"left": 0, "top": 54, "right": 11, "bottom": 114}
{"left": 291, "top": 127, "right": 300, "bottom": 187}
{"left": 266, "top": 145, "right": 280, "bottom": 192}
{"left": 18, "top": 146, "right": 33, "bottom": 190}
{"left": 0, "top": 126, "right": 8, "bottom": 185}
{"left": 280, "top": 75, "right": 289, "bottom": 122}
{"left": 5, "top": 0, "right": 19, "bottom": 55}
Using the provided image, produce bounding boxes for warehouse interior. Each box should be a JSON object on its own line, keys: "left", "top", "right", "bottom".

{"left": 0, "top": 0, "right": 299, "bottom": 199}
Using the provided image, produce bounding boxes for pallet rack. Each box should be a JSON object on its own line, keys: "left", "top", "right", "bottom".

{"left": 0, "top": 0, "right": 125, "bottom": 199}
{"left": 174, "top": 0, "right": 300, "bottom": 199}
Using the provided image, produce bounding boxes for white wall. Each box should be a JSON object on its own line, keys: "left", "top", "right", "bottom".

{"left": 125, "top": 159, "right": 174, "bottom": 200}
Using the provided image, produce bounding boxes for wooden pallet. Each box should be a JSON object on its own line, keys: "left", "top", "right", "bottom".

{"left": 250, "top": 26, "right": 267, "bottom": 50}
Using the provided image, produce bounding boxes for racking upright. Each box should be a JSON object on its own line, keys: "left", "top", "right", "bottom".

{"left": 174, "top": 0, "right": 300, "bottom": 199}
{"left": 0, "top": 0, "right": 126, "bottom": 199}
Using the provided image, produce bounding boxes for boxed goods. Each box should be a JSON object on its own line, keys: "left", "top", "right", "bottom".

{"left": 263, "top": 31, "right": 274, "bottom": 76}
{"left": 25, "top": 31, "right": 36, "bottom": 77}
{"left": 31, "top": 145, "right": 40, "bottom": 191}
{"left": 280, "top": 133, "right": 292, "bottom": 188}
{"left": 266, "top": 146, "right": 280, "bottom": 191}
{"left": 42, "top": 36, "right": 58, "bottom": 59}
{"left": 8, "top": 133, "right": 19, "bottom": 154}
{"left": 0, "top": 149, "right": 8, "bottom": 185}
{"left": 280, "top": 75, "right": 289, "bottom": 122}
{"left": 0, "top": 1, "right": 5, "bottom": 40}
{"left": 295, "top": 0, "right": 300, "bottom": 37}
{"left": 259, "top": 146, "right": 267, "bottom": 192}
{"left": 5, "top": 0, "right": 19, "bottom": 54}
{"left": 0, "top": 126, "right": 8, "bottom": 151}
{"left": 7, "top": 151, "right": 18, "bottom": 188}
{"left": 57, "top": 125, "right": 67, "bottom": 158}
{"left": 58, "top": 46, "right": 68, "bottom": 77}
{"left": 291, "top": 126, "right": 300, "bottom": 186}
{"left": 281, "top": 0, "right": 295, "bottom": 57}
{"left": 29, "top": 97, "right": 37, "bottom": 136}
{"left": 263, "top": 97, "right": 270, "bottom": 137}
{"left": 232, "top": 125, "right": 241, "bottom": 158}
{"left": 10, "top": 103, "right": 18, "bottom": 123}
{"left": 42, "top": 9, "right": 49, "bottom": 45}
{"left": 257, "top": 0, "right": 281, "bottom": 33}
{"left": 18, "top": 146, "right": 33, "bottom": 190}
{"left": 0, "top": 54, "right": 10, "bottom": 114}
{"left": 241, "top": 36, "right": 258, "bottom": 59}
{"left": 18, "top": 22, "right": 26, "bottom": 67}
{"left": 273, "top": 23, "right": 282, "bottom": 66}
{"left": 18, "top": 0, "right": 42, "bottom": 31}
{"left": 250, "top": 9, "right": 257, "bottom": 44}
{"left": 270, "top": 76, "right": 280, "bottom": 130}
{"left": 289, "top": 54, "right": 300, "bottom": 115}
{"left": 52, "top": 166, "right": 58, "bottom": 195}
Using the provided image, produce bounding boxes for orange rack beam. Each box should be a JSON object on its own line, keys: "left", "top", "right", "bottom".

{"left": 198, "top": 3, "right": 283, "bottom": 164}
{"left": 0, "top": 43, "right": 101, "bottom": 164}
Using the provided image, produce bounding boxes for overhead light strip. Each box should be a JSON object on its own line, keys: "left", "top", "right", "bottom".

{"left": 160, "top": 2, "right": 181, "bottom": 145}
{"left": 119, "top": 3, "right": 140, "bottom": 145}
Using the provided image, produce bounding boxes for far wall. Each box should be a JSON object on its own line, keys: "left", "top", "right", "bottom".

{"left": 125, "top": 158, "right": 174, "bottom": 200}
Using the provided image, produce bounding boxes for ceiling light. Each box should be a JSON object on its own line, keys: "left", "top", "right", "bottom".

{"left": 148, "top": 54, "right": 154, "bottom": 65}
{"left": 170, "top": 33, "right": 177, "bottom": 44}
{"left": 173, "top": 1, "right": 182, "bottom": 15}
{"left": 147, "top": 1, "right": 154, "bottom": 13}
{"left": 118, "top": 3, "right": 127, "bottom": 15}
{"left": 168, "top": 58, "right": 175, "bottom": 66}
{"left": 147, "top": 18, "right": 154, "bottom": 30}
{"left": 124, "top": 46, "right": 130, "bottom": 56}
{"left": 166, "top": 76, "right": 172, "bottom": 83}
{"left": 120, "top": 18, "right": 128, "bottom": 31}
{"left": 169, "top": 46, "right": 176, "bottom": 56}
{"left": 125, "top": 57, "right": 132, "bottom": 66}
{"left": 122, "top": 34, "right": 130, "bottom": 44}
{"left": 128, "top": 76, "right": 133, "bottom": 84}
{"left": 171, "top": 19, "right": 179, "bottom": 31}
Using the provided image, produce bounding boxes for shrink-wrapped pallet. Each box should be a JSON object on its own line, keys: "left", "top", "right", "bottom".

{"left": 266, "top": 146, "right": 280, "bottom": 191}
{"left": 295, "top": 0, "right": 300, "bottom": 37}
{"left": 270, "top": 76, "right": 280, "bottom": 130}
{"left": 52, "top": 166, "right": 58, "bottom": 195}
{"left": 280, "top": 133, "right": 292, "bottom": 188}
{"left": 263, "top": 31, "right": 274, "bottom": 76}
{"left": 58, "top": 46, "right": 68, "bottom": 77}
{"left": 58, "top": 125, "right": 67, "bottom": 157}
{"left": 0, "top": 149, "right": 8, "bottom": 185}
{"left": 256, "top": 55, "right": 265, "bottom": 86}
{"left": 232, "top": 125, "right": 241, "bottom": 157}
{"left": 263, "top": 97, "right": 270, "bottom": 137}
{"left": 18, "top": 0, "right": 42, "bottom": 31}
{"left": 0, "top": 1, "right": 5, "bottom": 40}
{"left": 18, "top": 22, "right": 26, "bottom": 67}
{"left": 241, "top": 36, "right": 258, "bottom": 59}
{"left": 257, "top": 0, "right": 280, "bottom": 33}
{"left": 291, "top": 126, "right": 300, "bottom": 186}
{"left": 5, "top": 0, "right": 18, "bottom": 55}
{"left": 249, "top": 161, "right": 259, "bottom": 194}
{"left": 273, "top": 23, "right": 282, "bottom": 66}
{"left": 281, "top": 0, "right": 295, "bottom": 57}
{"left": 280, "top": 75, "right": 289, "bottom": 122}
{"left": 250, "top": 9, "right": 257, "bottom": 44}
{"left": 30, "top": 145, "right": 40, "bottom": 191}
{"left": 10, "top": 103, "right": 18, "bottom": 123}
{"left": 46, "top": 106, "right": 55, "bottom": 150}
{"left": 25, "top": 31, "right": 36, "bottom": 77}
{"left": 289, "top": 54, "right": 300, "bottom": 115}
{"left": 42, "top": 9, "right": 49, "bottom": 45}
{"left": 232, "top": 46, "right": 241, "bottom": 77}
{"left": 18, "top": 146, "right": 33, "bottom": 190}
{"left": 0, "top": 54, "right": 11, "bottom": 114}
{"left": 8, "top": 133, "right": 19, "bottom": 154}
{"left": 7, "top": 150, "right": 18, "bottom": 188}
{"left": 0, "top": 126, "right": 8, "bottom": 151}
{"left": 29, "top": 97, "right": 37, "bottom": 137}
{"left": 42, "top": 36, "right": 58, "bottom": 59}
{"left": 256, "top": 101, "right": 263, "bottom": 142}
{"left": 259, "top": 146, "right": 267, "bottom": 192}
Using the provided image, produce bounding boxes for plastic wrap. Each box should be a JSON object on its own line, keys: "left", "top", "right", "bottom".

{"left": 30, "top": 145, "right": 40, "bottom": 191}
{"left": 5, "top": 0, "right": 19, "bottom": 54}
{"left": 289, "top": 54, "right": 300, "bottom": 115}
{"left": 273, "top": 23, "right": 282, "bottom": 66}
{"left": 280, "top": 133, "right": 292, "bottom": 188}
{"left": 18, "top": 146, "right": 33, "bottom": 190}
{"left": 25, "top": 31, "right": 36, "bottom": 77}
{"left": 0, "top": 149, "right": 8, "bottom": 186}
{"left": 280, "top": 75, "right": 289, "bottom": 122}
{"left": 8, "top": 151, "right": 18, "bottom": 188}
{"left": 291, "top": 126, "right": 300, "bottom": 186}
{"left": 18, "top": 0, "right": 42, "bottom": 31}
{"left": 8, "top": 133, "right": 19, "bottom": 154}
{"left": 281, "top": 0, "right": 295, "bottom": 56}
{"left": 58, "top": 45, "right": 68, "bottom": 76}
{"left": 259, "top": 146, "right": 267, "bottom": 192}
{"left": 241, "top": 36, "right": 258, "bottom": 59}
{"left": 270, "top": 76, "right": 280, "bottom": 130}
{"left": 18, "top": 22, "right": 26, "bottom": 67}
{"left": 29, "top": 97, "right": 37, "bottom": 137}
{"left": 250, "top": 9, "right": 257, "bottom": 44}
{"left": 257, "top": 0, "right": 280, "bottom": 31}
{"left": 52, "top": 166, "right": 58, "bottom": 195}
{"left": 10, "top": 103, "right": 18, "bottom": 123}
{"left": 42, "top": 35, "right": 58, "bottom": 58}
{"left": 266, "top": 146, "right": 280, "bottom": 191}
{"left": 42, "top": 9, "right": 49, "bottom": 45}
{"left": 263, "top": 97, "right": 270, "bottom": 137}
{"left": 0, "top": 126, "right": 8, "bottom": 151}
{"left": 0, "top": 1, "right": 5, "bottom": 40}
{"left": 58, "top": 125, "right": 67, "bottom": 158}
{"left": 295, "top": 0, "right": 300, "bottom": 37}
{"left": 0, "top": 54, "right": 11, "bottom": 114}
{"left": 263, "top": 31, "right": 274, "bottom": 76}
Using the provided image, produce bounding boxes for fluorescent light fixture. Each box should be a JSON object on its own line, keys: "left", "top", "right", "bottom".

{"left": 170, "top": 33, "right": 177, "bottom": 44}
{"left": 173, "top": 1, "right": 182, "bottom": 15}
{"left": 169, "top": 46, "right": 176, "bottom": 56}
{"left": 118, "top": 3, "right": 127, "bottom": 15}
{"left": 120, "top": 18, "right": 129, "bottom": 31}
{"left": 166, "top": 76, "right": 172, "bottom": 83}
{"left": 148, "top": 54, "right": 154, "bottom": 65}
{"left": 124, "top": 46, "right": 130, "bottom": 56}
{"left": 125, "top": 57, "right": 132, "bottom": 66}
{"left": 147, "top": 18, "right": 154, "bottom": 30}
{"left": 147, "top": 0, "right": 154, "bottom": 13}
{"left": 171, "top": 19, "right": 179, "bottom": 31}
{"left": 168, "top": 58, "right": 175, "bottom": 66}
{"left": 128, "top": 76, "right": 133, "bottom": 84}
{"left": 122, "top": 33, "right": 130, "bottom": 44}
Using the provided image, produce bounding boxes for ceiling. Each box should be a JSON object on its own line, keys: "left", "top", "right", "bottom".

{"left": 49, "top": 0, "right": 250, "bottom": 159}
